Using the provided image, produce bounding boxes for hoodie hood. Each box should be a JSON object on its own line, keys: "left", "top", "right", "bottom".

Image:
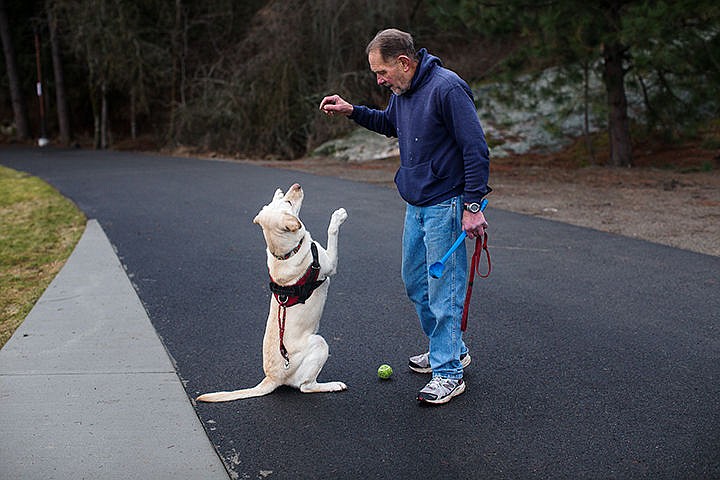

{"left": 408, "top": 48, "right": 443, "bottom": 94}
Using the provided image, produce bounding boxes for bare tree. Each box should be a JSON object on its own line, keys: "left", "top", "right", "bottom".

{"left": 54, "top": 0, "right": 164, "bottom": 148}
{"left": 47, "top": 3, "right": 71, "bottom": 145}
{"left": 0, "top": 0, "right": 30, "bottom": 140}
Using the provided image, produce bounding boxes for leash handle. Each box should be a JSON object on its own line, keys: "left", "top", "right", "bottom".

{"left": 475, "top": 232, "right": 491, "bottom": 279}
{"left": 461, "top": 232, "right": 491, "bottom": 332}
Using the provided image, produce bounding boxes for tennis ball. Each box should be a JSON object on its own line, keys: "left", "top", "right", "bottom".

{"left": 377, "top": 364, "right": 393, "bottom": 380}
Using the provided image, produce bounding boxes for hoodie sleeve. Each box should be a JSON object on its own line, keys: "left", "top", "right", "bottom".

{"left": 349, "top": 103, "right": 397, "bottom": 138}
{"left": 441, "top": 85, "right": 491, "bottom": 203}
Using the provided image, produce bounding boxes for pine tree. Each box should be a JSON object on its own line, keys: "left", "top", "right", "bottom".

{"left": 428, "top": 0, "right": 720, "bottom": 167}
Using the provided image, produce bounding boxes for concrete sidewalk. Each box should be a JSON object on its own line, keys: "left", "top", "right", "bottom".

{"left": 0, "top": 220, "right": 229, "bottom": 479}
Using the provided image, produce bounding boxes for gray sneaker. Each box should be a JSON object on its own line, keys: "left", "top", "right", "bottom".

{"left": 417, "top": 377, "right": 466, "bottom": 404}
{"left": 408, "top": 351, "right": 471, "bottom": 374}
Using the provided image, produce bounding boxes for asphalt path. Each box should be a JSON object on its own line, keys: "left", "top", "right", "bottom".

{"left": 2, "top": 146, "right": 719, "bottom": 479}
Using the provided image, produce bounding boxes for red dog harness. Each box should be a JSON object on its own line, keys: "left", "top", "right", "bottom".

{"left": 268, "top": 242, "right": 325, "bottom": 367}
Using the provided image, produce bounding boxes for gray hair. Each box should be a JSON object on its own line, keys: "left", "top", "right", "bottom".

{"left": 365, "top": 28, "right": 416, "bottom": 61}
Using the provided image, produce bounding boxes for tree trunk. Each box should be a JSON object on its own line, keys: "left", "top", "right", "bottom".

{"left": 0, "top": 0, "right": 30, "bottom": 140}
{"left": 168, "top": 0, "right": 182, "bottom": 142}
{"left": 601, "top": 1, "right": 633, "bottom": 167}
{"left": 91, "top": 85, "right": 100, "bottom": 148}
{"left": 603, "top": 42, "right": 633, "bottom": 167}
{"left": 47, "top": 6, "right": 71, "bottom": 146}
{"left": 582, "top": 60, "right": 596, "bottom": 165}
{"left": 130, "top": 87, "right": 136, "bottom": 140}
{"left": 100, "top": 80, "right": 108, "bottom": 149}
{"left": 93, "top": 111, "right": 100, "bottom": 148}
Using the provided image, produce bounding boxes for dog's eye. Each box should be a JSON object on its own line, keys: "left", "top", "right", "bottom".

{"left": 286, "top": 200, "right": 293, "bottom": 206}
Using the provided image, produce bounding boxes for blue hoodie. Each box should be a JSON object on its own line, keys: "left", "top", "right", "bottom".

{"left": 349, "top": 48, "right": 491, "bottom": 206}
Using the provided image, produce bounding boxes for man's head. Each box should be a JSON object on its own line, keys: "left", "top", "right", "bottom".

{"left": 366, "top": 29, "right": 418, "bottom": 95}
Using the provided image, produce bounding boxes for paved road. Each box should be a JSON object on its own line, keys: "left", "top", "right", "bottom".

{"left": 2, "top": 147, "right": 719, "bottom": 479}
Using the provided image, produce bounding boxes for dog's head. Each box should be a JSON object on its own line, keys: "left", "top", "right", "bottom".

{"left": 253, "top": 183, "right": 306, "bottom": 257}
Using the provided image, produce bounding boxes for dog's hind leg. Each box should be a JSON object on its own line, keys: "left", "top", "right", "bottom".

{"left": 297, "top": 335, "right": 347, "bottom": 393}
{"left": 195, "top": 376, "right": 280, "bottom": 403}
{"left": 300, "top": 379, "right": 347, "bottom": 393}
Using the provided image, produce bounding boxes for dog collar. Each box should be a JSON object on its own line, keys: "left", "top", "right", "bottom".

{"left": 274, "top": 237, "right": 304, "bottom": 260}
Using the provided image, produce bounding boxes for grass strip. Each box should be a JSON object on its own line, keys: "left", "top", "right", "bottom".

{"left": 0, "top": 165, "right": 85, "bottom": 348}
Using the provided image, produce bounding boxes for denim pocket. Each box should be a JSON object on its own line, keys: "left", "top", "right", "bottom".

{"left": 431, "top": 196, "right": 456, "bottom": 209}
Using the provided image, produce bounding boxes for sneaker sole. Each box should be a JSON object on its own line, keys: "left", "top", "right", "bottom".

{"left": 408, "top": 353, "right": 471, "bottom": 374}
{"left": 417, "top": 380, "right": 466, "bottom": 405}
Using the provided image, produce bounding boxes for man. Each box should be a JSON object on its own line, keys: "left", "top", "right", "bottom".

{"left": 320, "top": 28, "right": 491, "bottom": 405}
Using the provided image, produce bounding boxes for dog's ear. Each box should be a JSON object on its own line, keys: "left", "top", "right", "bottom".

{"left": 283, "top": 214, "right": 302, "bottom": 232}
{"left": 273, "top": 188, "right": 284, "bottom": 201}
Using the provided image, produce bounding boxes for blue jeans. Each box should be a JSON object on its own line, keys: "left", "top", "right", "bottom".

{"left": 401, "top": 195, "right": 469, "bottom": 379}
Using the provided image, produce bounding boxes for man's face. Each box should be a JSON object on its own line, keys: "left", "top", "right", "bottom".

{"left": 368, "top": 50, "right": 413, "bottom": 95}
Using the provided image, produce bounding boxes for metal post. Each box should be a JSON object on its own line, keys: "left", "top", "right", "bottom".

{"left": 33, "top": 25, "right": 48, "bottom": 147}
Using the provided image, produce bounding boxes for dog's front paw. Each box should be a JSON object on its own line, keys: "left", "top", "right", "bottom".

{"left": 331, "top": 208, "right": 348, "bottom": 227}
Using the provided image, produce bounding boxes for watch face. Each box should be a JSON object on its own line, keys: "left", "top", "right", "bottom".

{"left": 466, "top": 203, "right": 480, "bottom": 213}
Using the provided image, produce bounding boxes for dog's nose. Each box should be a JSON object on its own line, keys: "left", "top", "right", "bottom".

{"left": 290, "top": 183, "right": 301, "bottom": 191}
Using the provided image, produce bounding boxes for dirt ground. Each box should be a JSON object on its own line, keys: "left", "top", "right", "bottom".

{"left": 250, "top": 152, "right": 720, "bottom": 257}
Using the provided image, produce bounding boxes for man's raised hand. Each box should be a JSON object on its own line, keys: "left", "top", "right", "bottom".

{"left": 319, "top": 95, "right": 353, "bottom": 117}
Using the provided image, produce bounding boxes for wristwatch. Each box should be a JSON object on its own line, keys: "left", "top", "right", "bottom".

{"left": 464, "top": 202, "right": 482, "bottom": 213}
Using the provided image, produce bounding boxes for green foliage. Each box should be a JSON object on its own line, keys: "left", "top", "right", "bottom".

{"left": 427, "top": 0, "right": 720, "bottom": 145}
{"left": 622, "top": 1, "right": 720, "bottom": 135}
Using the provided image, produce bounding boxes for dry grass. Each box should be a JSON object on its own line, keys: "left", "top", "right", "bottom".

{"left": 0, "top": 165, "right": 85, "bottom": 348}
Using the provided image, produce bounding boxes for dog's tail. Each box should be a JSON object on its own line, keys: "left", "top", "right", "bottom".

{"left": 195, "top": 377, "right": 279, "bottom": 403}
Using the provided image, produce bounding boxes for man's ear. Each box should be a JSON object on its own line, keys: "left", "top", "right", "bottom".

{"left": 283, "top": 214, "right": 302, "bottom": 232}
{"left": 398, "top": 55, "right": 411, "bottom": 71}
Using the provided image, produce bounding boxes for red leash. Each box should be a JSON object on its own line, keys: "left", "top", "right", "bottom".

{"left": 461, "top": 232, "right": 491, "bottom": 332}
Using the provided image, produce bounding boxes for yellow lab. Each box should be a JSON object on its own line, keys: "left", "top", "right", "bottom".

{"left": 197, "top": 184, "right": 347, "bottom": 402}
